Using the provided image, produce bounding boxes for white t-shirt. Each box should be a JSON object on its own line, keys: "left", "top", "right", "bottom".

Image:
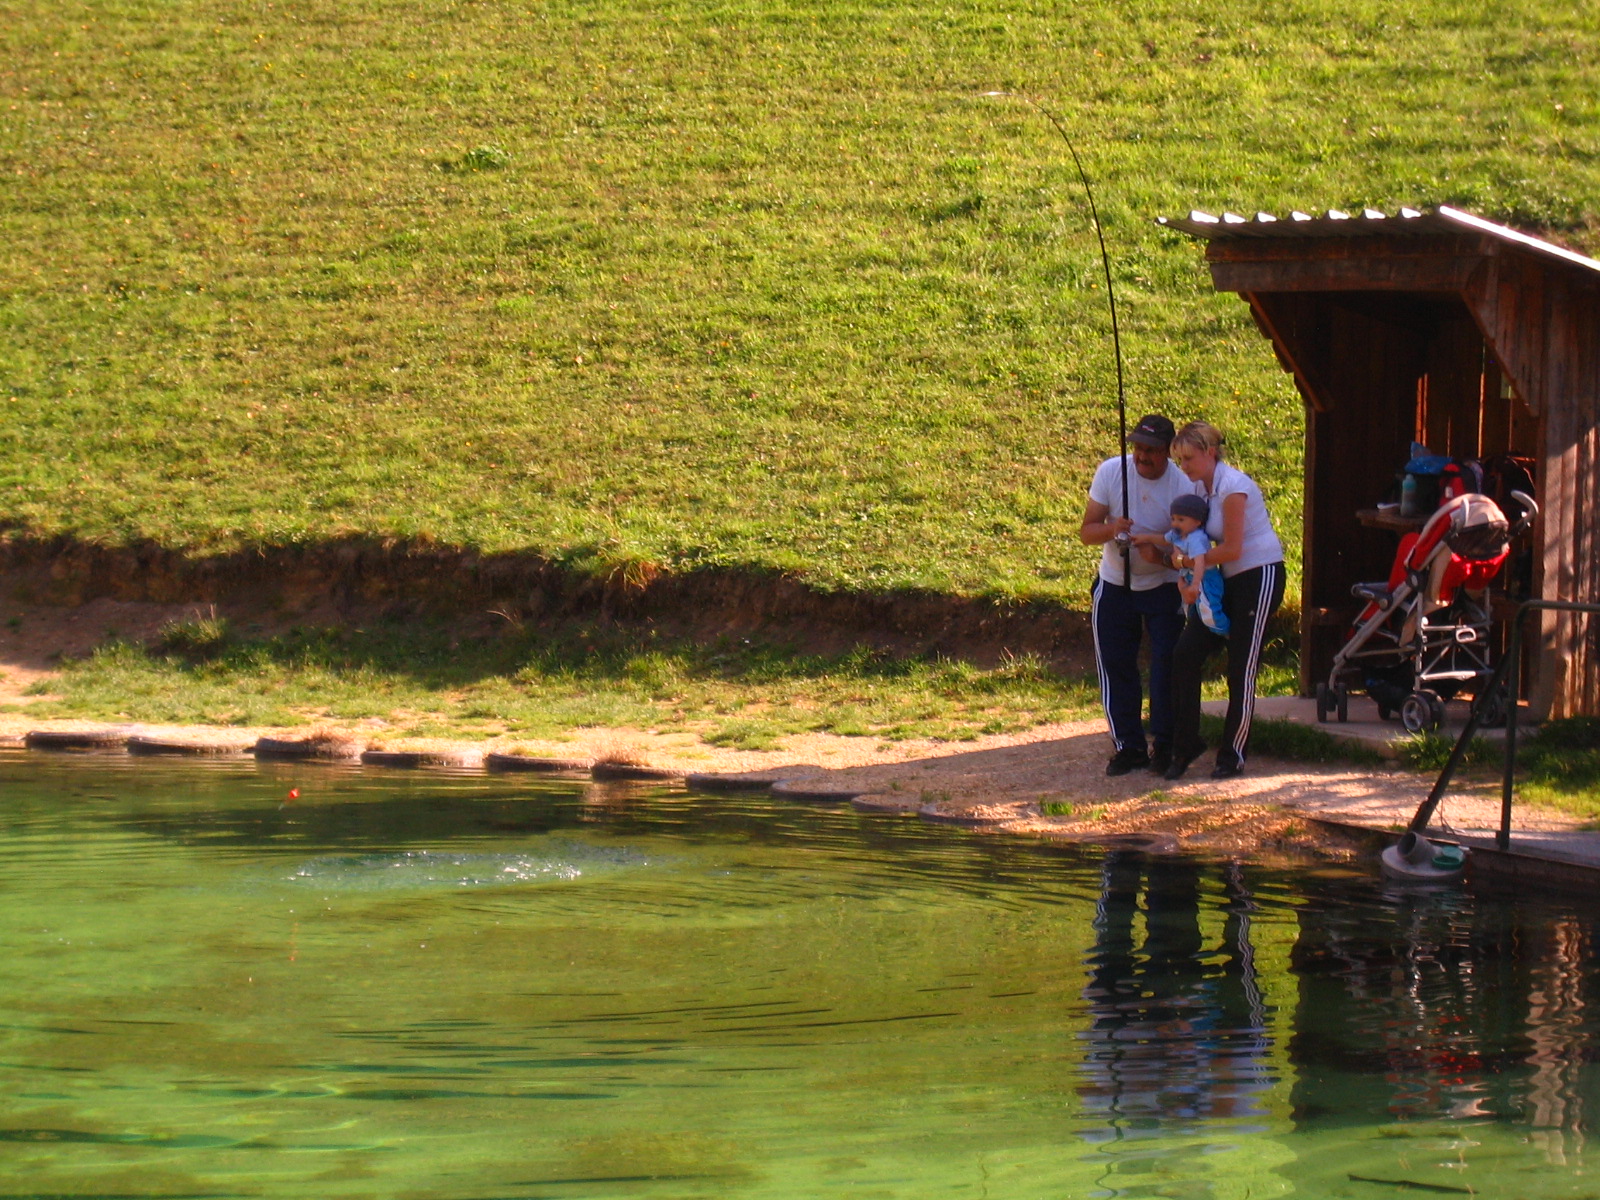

{"left": 1088, "top": 456, "right": 1200, "bottom": 591}
{"left": 1203, "top": 460, "right": 1285, "bottom": 578}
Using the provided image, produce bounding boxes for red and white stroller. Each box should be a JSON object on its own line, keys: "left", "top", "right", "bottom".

{"left": 1316, "top": 491, "right": 1537, "bottom": 733}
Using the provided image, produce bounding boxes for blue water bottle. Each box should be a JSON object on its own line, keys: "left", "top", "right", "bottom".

{"left": 1400, "top": 472, "right": 1419, "bottom": 517}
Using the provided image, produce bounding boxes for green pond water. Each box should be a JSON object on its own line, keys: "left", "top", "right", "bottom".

{"left": 4, "top": 754, "right": 1600, "bottom": 1199}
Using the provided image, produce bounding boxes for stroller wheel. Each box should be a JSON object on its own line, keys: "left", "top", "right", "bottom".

{"left": 1401, "top": 690, "right": 1444, "bottom": 734}
{"left": 1315, "top": 682, "right": 1331, "bottom": 723}
{"left": 1476, "top": 687, "right": 1508, "bottom": 729}
{"left": 1335, "top": 686, "right": 1349, "bottom": 723}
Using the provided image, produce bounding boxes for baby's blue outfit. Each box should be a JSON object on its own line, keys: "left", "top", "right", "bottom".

{"left": 1166, "top": 527, "right": 1229, "bottom": 636}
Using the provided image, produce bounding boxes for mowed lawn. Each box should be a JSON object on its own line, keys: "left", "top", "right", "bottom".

{"left": 3, "top": 0, "right": 1599, "bottom": 603}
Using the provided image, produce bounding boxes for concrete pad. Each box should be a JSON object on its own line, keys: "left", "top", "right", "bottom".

{"left": 1458, "top": 829, "right": 1600, "bottom": 869}
{"left": 1204, "top": 693, "right": 1521, "bottom": 759}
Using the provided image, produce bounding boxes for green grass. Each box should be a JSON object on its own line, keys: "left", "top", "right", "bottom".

{"left": 1198, "top": 712, "right": 1386, "bottom": 765}
{"left": 1392, "top": 718, "right": 1600, "bottom": 816}
{"left": 1395, "top": 730, "right": 1497, "bottom": 772}
{"left": 5, "top": 1, "right": 1600, "bottom": 601}
{"left": 1041, "top": 799, "right": 1107, "bottom": 820}
{"left": 1511, "top": 717, "right": 1600, "bottom": 816}
{"left": 11, "top": 612, "right": 1308, "bottom": 748}
{"left": 14, "top": 618, "right": 1102, "bottom": 742}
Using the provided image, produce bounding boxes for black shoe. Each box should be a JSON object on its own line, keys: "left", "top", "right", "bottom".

{"left": 1163, "top": 753, "right": 1199, "bottom": 782}
{"left": 1211, "top": 760, "right": 1243, "bottom": 780}
{"left": 1106, "top": 748, "right": 1150, "bottom": 777}
{"left": 1149, "top": 745, "right": 1172, "bottom": 774}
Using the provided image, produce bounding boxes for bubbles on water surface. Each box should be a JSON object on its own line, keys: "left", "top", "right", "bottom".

{"left": 287, "top": 842, "right": 654, "bottom": 892}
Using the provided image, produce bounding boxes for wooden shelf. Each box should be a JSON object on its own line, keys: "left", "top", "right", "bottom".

{"left": 1356, "top": 507, "right": 1427, "bottom": 533}
{"left": 1307, "top": 605, "right": 1354, "bottom": 627}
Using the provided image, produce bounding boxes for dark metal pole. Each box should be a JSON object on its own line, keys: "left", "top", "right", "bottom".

{"left": 1407, "top": 647, "right": 1510, "bottom": 835}
{"left": 981, "top": 92, "right": 1130, "bottom": 584}
{"left": 1499, "top": 625, "right": 1521, "bottom": 851}
{"left": 1411, "top": 597, "right": 1600, "bottom": 846}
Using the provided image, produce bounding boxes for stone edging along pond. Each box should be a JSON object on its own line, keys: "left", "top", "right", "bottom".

{"left": 6, "top": 728, "right": 1180, "bottom": 854}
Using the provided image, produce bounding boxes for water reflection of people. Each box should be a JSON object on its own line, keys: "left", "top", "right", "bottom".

{"left": 1077, "top": 853, "right": 1273, "bottom": 1132}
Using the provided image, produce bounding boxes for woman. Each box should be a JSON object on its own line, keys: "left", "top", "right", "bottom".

{"left": 1142, "top": 421, "right": 1286, "bottom": 781}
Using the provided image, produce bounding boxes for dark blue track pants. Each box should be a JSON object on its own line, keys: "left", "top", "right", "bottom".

{"left": 1091, "top": 577, "right": 1185, "bottom": 755}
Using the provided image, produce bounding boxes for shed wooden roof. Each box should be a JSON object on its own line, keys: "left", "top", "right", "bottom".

{"left": 1158, "top": 205, "right": 1600, "bottom": 277}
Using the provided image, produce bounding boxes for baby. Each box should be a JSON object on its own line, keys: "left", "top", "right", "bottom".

{"left": 1165, "top": 493, "right": 1229, "bottom": 636}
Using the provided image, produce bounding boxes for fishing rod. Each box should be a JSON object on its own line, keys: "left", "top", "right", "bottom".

{"left": 980, "top": 92, "right": 1131, "bottom": 585}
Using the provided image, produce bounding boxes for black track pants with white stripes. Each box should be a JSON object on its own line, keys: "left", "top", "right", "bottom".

{"left": 1169, "top": 562, "right": 1286, "bottom": 770}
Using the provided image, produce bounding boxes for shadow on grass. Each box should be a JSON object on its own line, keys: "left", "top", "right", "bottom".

{"left": 1199, "top": 713, "right": 1386, "bottom": 767}
{"left": 24, "top": 615, "right": 1104, "bottom": 740}
{"left": 146, "top": 616, "right": 1051, "bottom": 688}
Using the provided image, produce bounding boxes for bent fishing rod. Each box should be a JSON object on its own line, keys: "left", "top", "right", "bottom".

{"left": 980, "top": 91, "right": 1131, "bottom": 585}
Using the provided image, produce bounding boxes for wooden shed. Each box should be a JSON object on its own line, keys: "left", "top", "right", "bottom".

{"left": 1158, "top": 206, "right": 1600, "bottom": 719}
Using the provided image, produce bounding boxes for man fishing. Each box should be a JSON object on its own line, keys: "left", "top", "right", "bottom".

{"left": 1079, "top": 413, "right": 1198, "bottom": 776}
{"left": 977, "top": 95, "right": 1190, "bottom": 774}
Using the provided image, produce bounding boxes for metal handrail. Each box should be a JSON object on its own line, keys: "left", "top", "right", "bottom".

{"left": 1409, "top": 598, "right": 1600, "bottom": 849}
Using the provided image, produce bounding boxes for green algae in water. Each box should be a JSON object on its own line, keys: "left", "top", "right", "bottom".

{"left": 3, "top": 754, "right": 1600, "bottom": 1198}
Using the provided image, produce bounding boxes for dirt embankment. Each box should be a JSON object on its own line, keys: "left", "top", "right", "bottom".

{"left": 0, "top": 531, "right": 1304, "bottom": 668}
{"left": 0, "top": 532, "right": 1099, "bottom": 662}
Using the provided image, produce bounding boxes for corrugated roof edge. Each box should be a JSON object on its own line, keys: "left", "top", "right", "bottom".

{"left": 1156, "top": 205, "right": 1600, "bottom": 275}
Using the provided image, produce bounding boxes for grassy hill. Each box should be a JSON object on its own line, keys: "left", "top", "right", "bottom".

{"left": 5, "top": 0, "right": 1600, "bottom": 604}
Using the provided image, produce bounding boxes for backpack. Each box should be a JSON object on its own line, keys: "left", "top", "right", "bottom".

{"left": 1438, "top": 458, "right": 1485, "bottom": 505}
{"left": 1474, "top": 453, "right": 1537, "bottom": 598}
{"left": 1478, "top": 453, "right": 1537, "bottom": 520}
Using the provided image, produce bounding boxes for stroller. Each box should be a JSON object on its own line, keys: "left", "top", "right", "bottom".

{"left": 1317, "top": 490, "right": 1537, "bottom": 733}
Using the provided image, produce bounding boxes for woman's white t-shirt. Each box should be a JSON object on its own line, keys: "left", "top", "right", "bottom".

{"left": 1203, "top": 460, "right": 1285, "bottom": 578}
{"left": 1088, "top": 456, "right": 1202, "bottom": 591}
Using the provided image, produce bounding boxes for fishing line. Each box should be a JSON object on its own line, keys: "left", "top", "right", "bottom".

{"left": 980, "top": 91, "right": 1131, "bottom": 583}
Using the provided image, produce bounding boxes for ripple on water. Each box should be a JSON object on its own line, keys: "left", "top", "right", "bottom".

{"left": 286, "top": 843, "right": 654, "bottom": 892}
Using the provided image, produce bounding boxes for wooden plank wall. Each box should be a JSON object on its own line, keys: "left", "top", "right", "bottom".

{"left": 1540, "top": 280, "right": 1600, "bottom": 719}
{"left": 1421, "top": 310, "right": 1486, "bottom": 458}
{"left": 1466, "top": 249, "right": 1600, "bottom": 718}
{"left": 1249, "top": 292, "right": 1421, "bottom": 692}
{"left": 1476, "top": 357, "right": 1542, "bottom": 456}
